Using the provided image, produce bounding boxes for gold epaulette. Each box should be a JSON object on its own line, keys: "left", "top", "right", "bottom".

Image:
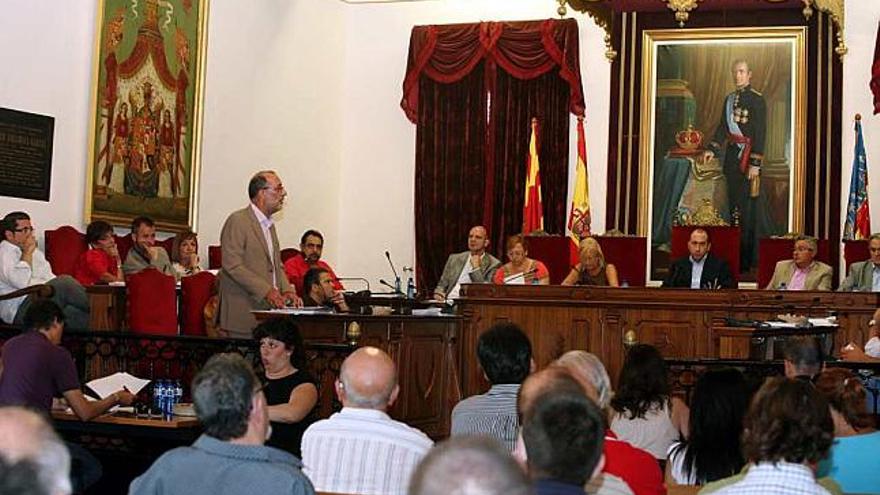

{"left": 749, "top": 88, "right": 763, "bottom": 96}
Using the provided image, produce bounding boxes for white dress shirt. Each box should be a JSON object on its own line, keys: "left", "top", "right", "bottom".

{"left": 448, "top": 253, "right": 483, "bottom": 299}
{"left": 249, "top": 203, "right": 277, "bottom": 289}
{"left": 301, "top": 407, "right": 433, "bottom": 495}
{"left": 0, "top": 241, "right": 55, "bottom": 323}
{"left": 690, "top": 256, "right": 706, "bottom": 289}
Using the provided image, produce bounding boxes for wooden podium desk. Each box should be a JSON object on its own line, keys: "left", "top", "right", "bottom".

{"left": 253, "top": 311, "right": 462, "bottom": 439}
{"left": 457, "top": 284, "right": 878, "bottom": 397}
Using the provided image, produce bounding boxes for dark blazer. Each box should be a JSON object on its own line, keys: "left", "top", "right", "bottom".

{"left": 662, "top": 253, "right": 736, "bottom": 289}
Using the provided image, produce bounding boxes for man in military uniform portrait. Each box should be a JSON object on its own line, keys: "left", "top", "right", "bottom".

{"left": 704, "top": 59, "right": 766, "bottom": 273}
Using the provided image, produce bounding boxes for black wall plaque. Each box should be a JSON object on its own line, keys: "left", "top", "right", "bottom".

{"left": 0, "top": 107, "right": 54, "bottom": 201}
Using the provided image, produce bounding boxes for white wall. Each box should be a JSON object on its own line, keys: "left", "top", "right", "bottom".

{"left": 1, "top": 0, "right": 878, "bottom": 290}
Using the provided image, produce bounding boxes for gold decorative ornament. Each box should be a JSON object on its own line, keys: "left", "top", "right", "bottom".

{"left": 346, "top": 321, "right": 361, "bottom": 346}
{"left": 663, "top": 0, "right": 703, "bottom": 27}
{"left": 623, "top": 329, "right": 638, "bottom": 347}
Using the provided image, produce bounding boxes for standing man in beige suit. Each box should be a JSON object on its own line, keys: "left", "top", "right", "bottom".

{"left": 218, "top": 171, "right": 302, "bottom": 338}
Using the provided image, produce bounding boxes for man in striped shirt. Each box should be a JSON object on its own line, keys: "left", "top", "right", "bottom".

{"left": 451, "top": 322, "right": 533, "bottom": 452}
{"left": 301, "top": 347, "right": 433, "bottom": 495}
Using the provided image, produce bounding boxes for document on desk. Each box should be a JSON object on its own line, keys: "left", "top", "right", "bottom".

{"left": 503, "top": 272, "right": 526, "bottom": 284}
{"left": 258, "top": 307, "right": 335, "bottom": 315}
{"left": 86, "top": 372, "right": 150, "bottom": 399}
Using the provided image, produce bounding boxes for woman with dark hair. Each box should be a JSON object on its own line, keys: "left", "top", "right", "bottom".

{"left": 492, "top": 234, "right": 550, "bottom": 285}
{"left": 814, "top": 368, "right": 880, "bottom": 494}
{"left": 73, "top": 220, "right": 123, "bottom": 285}
{"left": 254, "top": 318, "right": 318, "bottom": 457}
{"left": 610, "top": 344, "right": 689, "bottom": 460}
{"left": 170, "top": 231, "right": 201, "bottom": 277}
{"left": 666, "top": 368, "right": 750, "bottom": 486}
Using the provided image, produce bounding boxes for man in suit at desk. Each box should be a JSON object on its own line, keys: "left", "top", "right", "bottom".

{"left": 839, "top": 233, "right": 880, "bottom": 291}
{"left": 433, "top": 226, "right": 501, "bottom": 301}
{"left": 218, "top": 171, "right": 302, "bottom": 338}
{"left": 766, "top": 235, "right": 832, "bottom": 291}
{"left": 663, "top": 228, "right": 735, "bottom": 289}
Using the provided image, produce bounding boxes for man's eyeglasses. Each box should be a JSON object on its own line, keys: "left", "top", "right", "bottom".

{"left": 14, "top": 227, "right": 34, "bottom": 233}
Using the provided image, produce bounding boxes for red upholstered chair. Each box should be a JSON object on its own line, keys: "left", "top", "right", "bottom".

{"left": 180, "top": 271, "right": 216, "bottom": 336}
{"left": 524, "top": 236, "right": 571, "bottom": 284}
{"left": 757, "top": 238, "right": 831, "bottom": 289}
{"left": 114, "top": 233, "right": 134, "bottom": 262}
{"left": 126, "top": 269, "right": 178, "bottom": 335}
{"left": 843, "top": 239, "right": 869, "bottom": 272}
{"left": 44, "top": 226, "right": 87, "bottom": 276}
{"left": 594, "top": 236, "right": 648, "bottom": 287}
{"left": 156, "top": 236, "right": 175, "bottom": 257}
{"left": 671, "top": 226, "right": 740, "bottom": 283}
{"left": 208, "top": 245, "right": 222, "bottom": 270}
{"left": 281, "top": 247, "right": 301, "bottom": 264}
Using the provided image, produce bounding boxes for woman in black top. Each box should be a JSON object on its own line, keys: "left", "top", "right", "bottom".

{"left": 254, "top": 318, "right": 318, "bottom": 458}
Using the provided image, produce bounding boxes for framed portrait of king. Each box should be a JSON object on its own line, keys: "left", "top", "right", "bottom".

{"left": 85, "top": 0, "right": 208, "bottom": 230}
{"left": 638, "top": 27, "right": 807, "bottom": 283}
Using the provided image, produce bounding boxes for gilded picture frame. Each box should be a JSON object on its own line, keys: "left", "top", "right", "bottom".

{"left": 85, "top": 0, "right": 209, "bottom": 231}
{"left": 638, "top": 27, "right": 807, "bottom": 282}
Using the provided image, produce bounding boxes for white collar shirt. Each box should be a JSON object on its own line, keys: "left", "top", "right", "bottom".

{"left": 250, "top": 203, "right": 277, "bottom": 289}
{"left": 0, "top": 240, "right": 55, "bottom": 323}
{"left": 872, "top": 264, "right": 880, "bottom": 291}
{"left": 449, "top": 252, "right": 483, "bottom": 299}
{"left": 301, "top": 407, "right": 433, "bottom": 495}
{"left": 690, "top": 256, "right": 706, "bottom": 289}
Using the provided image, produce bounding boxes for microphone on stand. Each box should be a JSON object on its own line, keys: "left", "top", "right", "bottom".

{"left": 385, "top": 251, "right": 401, "bottom": 293}
{"left": 379, "top": 279, "right": 403, "bottom": 295}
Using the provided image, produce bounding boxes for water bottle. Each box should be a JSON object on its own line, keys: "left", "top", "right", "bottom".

{"left": 406, "top": 276, "right": 415, "bottom": 299}
{"left": 152, "top": 380, "right": 165, "bottom": 417}
{"left": 620, "top": 280, "right": 630, "bottom": 288}
{"left": 174, "top": 380, "right": 183, "bottom": 408}
{"left": 163, "top": 381, "right": 175, "bottom": 420}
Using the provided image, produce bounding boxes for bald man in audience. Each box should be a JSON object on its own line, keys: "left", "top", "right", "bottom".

{"left": 409, "top": 436, "right": 531, "bottom": 495}
{"left": 301, "top": 346, "right": 433, "bottom": 495}
{"left": 433, "top": 226, "right": 501, "bottom": 301}
{"left": 0, "top": 406, "right": 72, "bottom": 495}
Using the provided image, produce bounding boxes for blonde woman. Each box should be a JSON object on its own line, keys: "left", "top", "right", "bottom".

{"left": 561, "top": 237, "right": 619, "bottom": 286}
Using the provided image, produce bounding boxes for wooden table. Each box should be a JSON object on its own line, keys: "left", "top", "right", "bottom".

{"left": 52, "top": 409, "right": 199, "bottom": 429}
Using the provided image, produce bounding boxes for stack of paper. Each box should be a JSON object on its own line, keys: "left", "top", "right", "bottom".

{"left": 86, "top": 372, "right": 150, "bottom": 399}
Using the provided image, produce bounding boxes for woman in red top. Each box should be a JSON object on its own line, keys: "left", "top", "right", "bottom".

{"left": 492, "top": 234, "right": 550, "bottom": 285}
{"left": 73, "top": 221, "right": 122, "bottom": 285}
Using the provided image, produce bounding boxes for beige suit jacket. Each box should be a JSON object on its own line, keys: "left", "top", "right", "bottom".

{"left": 766, "top": 260, "right": 833, "bottom": 291}
{"left": 218, "top": 205, "right": 291, "bottom": 338}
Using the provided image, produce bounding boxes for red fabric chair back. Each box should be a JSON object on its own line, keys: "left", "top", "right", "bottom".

{"left": 114, "top": 234, "right": 134, "bottom": 262}
{"left": 44, "top": 226, "right": 87, "bottom": 276}
{"left": 180, "top": 271, "right": 216, "bottom": 336}
{"left": 757, "top": 238, "right": 831, "bottom": 288}
{"left": 281, "top": 247, "right": 301, "bottom": 264}
{"left": 127, "top": 269, "right": 178, "bottom": 335}
{"left": 595, "top": 236, "right": 648, "bottom": 287}
{"left": 156, "top": 237, "right": 175, "bottom": 258}
{"left": 524, "top": 236, "right": 571, "bottom": 284}
{"left": 671, "top": 226, "right": 740, "bottom": 283}
{"left": 208, "top": 245, "right": 222, "bottom": 270}
{"left": 843, "top": 239, "right": 869, "bottom": 272}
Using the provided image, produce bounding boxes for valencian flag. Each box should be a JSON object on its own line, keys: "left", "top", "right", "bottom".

{"left": 568, "top": 116, "right": 591, "bottom": 262}
{"left": 522, "top": 118, "right": 544, "bottom": 234}
{"left": 844, "top": 114, "right": 871, "bottom": 240}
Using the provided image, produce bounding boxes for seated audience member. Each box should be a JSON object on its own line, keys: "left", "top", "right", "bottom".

{"left": 610, "top": 344, "right": 688, "bottom": 460}
{"left": 813, "top": 369, "right": 880, "bottom": 494}
{"left": 130, "top": 353, "right": 315, "bottom": 495}
{"left": 840, "top": 307, "right": 880, "bottom": 362}
{"left": 840, "top": 233, "right": 880, "bottom": 291}
{"left": 301, "top": 267, "right": 349, "bottom": 312}
{"left": 766, "top": 235, "right": 832, "bottom": 290}
{"left": 493, "top": 234, "right": 550, "bottom": 285}
{"left": 556, "top": 351, "right": 666, "bottom": 495}
{"left": 0, "top": 211, "right": 90, "bottom": 329}
{"left": 170, "top": 231, "right": 202, "bottom": 277}
{"left": 562, "top": 238, "right": 620, "bottom": 287}
{"left": 0, "top": 406, "right": 72, "bottom": 495}
{"left": 301, "top": 346, "right": 433, "bottom": 495}
{"left": 433, "top": 225, "right": 501, "bottom": 301}
{"left": 522, "top": 370, "right": 607, "bottom": 495}
{"left": 666, "top": 369, "right": 749, "bottom": 487}
{"left": 0, "top": 457, "right": 51, "bottom": 495}
{"left": 254, "top": 318, "right": 318, "bottom": 458}
{"left": 283, "top": 230, "right": 342, "bottom": 296}
{"left": 783, "top": 336, "right": 824, "bottom": 381}
{"left": 662, "top": 228, "right": 735, "bottom": 289}
{"left": 0, "top": 300, "right": 135, "bottom": 417}
{"left": 409, "top": 436, "right": 531, "bottom": 495}
{"left": 451, "top": 322, "right": 533, "bottom": 452}
{"left": 122, "top": 216, "right": 177, "bottom": 279}
{"left": 706, "top": 377, "right": 834, "bottom": 495}
{"left": 73, "top": 220, "right": 123, "bottom": 285}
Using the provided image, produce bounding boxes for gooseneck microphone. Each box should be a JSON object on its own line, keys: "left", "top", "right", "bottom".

{"left": 385, "top": 251, "right": 401, "bottom": 293}
{"left": 379, "top": 279, "right": 403, "bottom": 295}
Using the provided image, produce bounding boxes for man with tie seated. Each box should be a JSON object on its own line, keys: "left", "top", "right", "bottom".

{"left": 766, "top": 235, "right": 832, "bottom": 291}
{"left": 839, "top": 233, "right": 880, "bottom": 291}
{"left": 218, "top": 170, "right": 302, "bottom": 338}
{"left": 433, "top": 225, "right": 501, "bottom": 301}
{"left": 663, "top": 228, "right": 735, "bottom": 289}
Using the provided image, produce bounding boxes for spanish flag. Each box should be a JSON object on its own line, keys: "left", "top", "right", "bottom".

{"left": 522, "top": 118, "right": 544, "bottom": 235}
{"left": 568, "top": 116, "right": 591, "bottom": 263}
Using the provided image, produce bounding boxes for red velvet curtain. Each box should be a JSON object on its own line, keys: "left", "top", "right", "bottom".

{"left": 403, "top": 19, "right": 585, "bottom": 291}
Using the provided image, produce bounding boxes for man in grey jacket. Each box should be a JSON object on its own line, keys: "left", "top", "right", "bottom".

{"left": 840, "top": 233, "right": 880, "bottom": 291}
{"left": 433, "top": 226, "right": 501, "bottom": 301}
